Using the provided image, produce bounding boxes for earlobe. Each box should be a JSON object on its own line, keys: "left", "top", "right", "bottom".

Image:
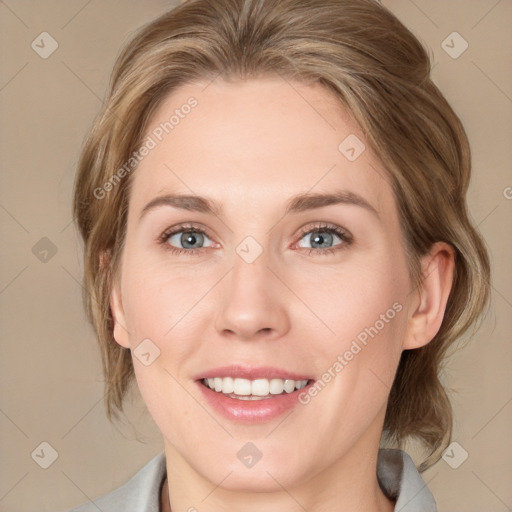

{"left": 403, "top": 242, "right": 456, "bottom": 350}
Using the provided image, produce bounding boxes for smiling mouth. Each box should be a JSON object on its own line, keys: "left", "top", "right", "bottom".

{"left": 200, "top": 377, "right": 312, "bottom": 400}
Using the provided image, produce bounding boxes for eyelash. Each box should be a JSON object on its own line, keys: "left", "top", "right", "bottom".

{"left": 157, "top": 222, "right": 353, "bottom": 257}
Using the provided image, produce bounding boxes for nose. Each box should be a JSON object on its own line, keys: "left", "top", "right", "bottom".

{"left": 214, "top": 248, "right": 290, "bottom": 341}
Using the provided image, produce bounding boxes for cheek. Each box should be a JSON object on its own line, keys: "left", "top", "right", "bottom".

{"left": 121, "top": 263, "right": 206, "bottom": 435}
{"left": 119, "top": 255, "right": 217, "bottom": 406}
{"left": 306, "top": 267, "right": 407, "bottom": 433}
{"left": 120, "top": 256, "right": 204, "bottom": 341}
{"left": 316, "top": 251, "right": 408, "bottom": 388}
{"left": 322, "top": 257, "right": 406, "bottom": 341}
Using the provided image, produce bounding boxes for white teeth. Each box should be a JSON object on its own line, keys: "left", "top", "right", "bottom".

{"left": 251, "top": 379, "right": 270, "bottom": 396}
{"left": 202, "top": 377, "right": 309, "bottom": 397}
{"left": 222, "top": 376, "right": 234, "bottom": 393}
{"left": 233, "top": 378, "right": 251, "bottom": 395}
{"left": 269, "top": 378, "right": 284, "bottom": 394}
{"left": 284, "top": 380, "right": 296, "bottom": 393}
{"left": 214, "top": 377, "right": 223, "bottom": 392}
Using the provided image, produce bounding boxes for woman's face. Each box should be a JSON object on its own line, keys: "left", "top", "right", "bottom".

{"left": 111, "top": 76, "right": 419, "bottom": 490}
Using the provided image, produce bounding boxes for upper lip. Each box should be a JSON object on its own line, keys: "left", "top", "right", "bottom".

{"left": 194, "top": 365, "right": 314, "bottom": 382}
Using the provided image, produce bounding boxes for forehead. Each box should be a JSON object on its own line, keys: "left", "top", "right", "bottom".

{"left": 129, "top": 77, "right": 396, "bottom": 221}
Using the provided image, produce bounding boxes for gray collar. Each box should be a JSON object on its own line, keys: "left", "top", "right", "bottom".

{"left": 378, "top": 448, "right": 437, "bottom": 511}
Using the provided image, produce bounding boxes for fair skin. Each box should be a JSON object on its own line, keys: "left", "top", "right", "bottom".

{"left": 110, "top": 76, "right": 455, "bottom": 512}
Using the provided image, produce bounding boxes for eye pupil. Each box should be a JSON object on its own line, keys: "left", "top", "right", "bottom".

{"left": 182, "top": 231, "right": 203, "bottom": 249}
{"left": 311, "top": 231, "right": 333, "bottom": 248}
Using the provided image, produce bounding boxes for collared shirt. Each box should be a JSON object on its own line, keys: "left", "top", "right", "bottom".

{"left": 69, "top": 448, "right": 436, "bottom": 511}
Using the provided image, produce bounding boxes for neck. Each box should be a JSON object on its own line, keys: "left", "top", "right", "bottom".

{"left": 161, "top": 467, "right": 394, "bottom": 512}
{"left": 161, "top": 426, "right": 395, "bottom": 512}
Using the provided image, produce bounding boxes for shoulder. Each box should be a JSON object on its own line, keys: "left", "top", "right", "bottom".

{"left": 377, "top": 448, "right": 437, "bottom": 512}
{"left": 68, "top": 452, "right": 166, "bottom": 512}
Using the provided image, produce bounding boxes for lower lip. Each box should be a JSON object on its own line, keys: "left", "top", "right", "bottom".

{"left": 196, "top": 381, "right": 313, "bottom": 423}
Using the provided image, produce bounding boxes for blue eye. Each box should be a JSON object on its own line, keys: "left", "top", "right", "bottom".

{"left": 298, "top": 228, "right": 345, "bottom": 249}
{"left": 295, "top": 224, "right": 352, "bottom": 256}
{"left": 158, "top": 222, "right": 352, "bottom": 256}
{"left": 160, "top": 226, "right": 214, "bottom": 255}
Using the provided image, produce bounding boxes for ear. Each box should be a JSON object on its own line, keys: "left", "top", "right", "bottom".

{"left": 403, "top": 242, "right": 456, "bottom": 350}
{"left": 110, "top": 280, "right": 130, "bottom": 349}
{"left": 102, "top": 250, "right": 130, "bottom": 349}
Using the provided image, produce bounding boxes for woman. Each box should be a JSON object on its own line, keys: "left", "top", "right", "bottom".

{"left": 70, "top": 0, "right": 490, "bottom": 510}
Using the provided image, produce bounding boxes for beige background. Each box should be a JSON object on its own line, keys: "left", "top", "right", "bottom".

{"left": 0, "top": 1, "right": 511, "bottom": 511}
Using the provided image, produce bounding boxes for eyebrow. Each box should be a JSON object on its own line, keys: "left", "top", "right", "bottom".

{"left": 139, "top": 190, "right": 379, "bottom": 220}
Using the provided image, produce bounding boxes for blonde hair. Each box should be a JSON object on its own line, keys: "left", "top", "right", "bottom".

{"left": 73, "top": 0, "right": 491, "bottom": 470}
